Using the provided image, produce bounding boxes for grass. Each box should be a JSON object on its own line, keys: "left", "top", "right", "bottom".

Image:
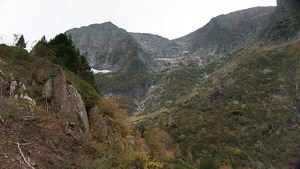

{"left": 66, "top": 71, "right": 100, "bottom": 110}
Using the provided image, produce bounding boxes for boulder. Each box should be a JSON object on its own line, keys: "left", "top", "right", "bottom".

{"left": 51, "top": 68, "right": 90, "bottom": 132}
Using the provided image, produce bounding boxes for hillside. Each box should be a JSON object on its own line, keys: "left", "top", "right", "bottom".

{"left": 0, "top": 43, "right": 98, "bottom": 168}
{"left": 0, "top": 40, "right": 179, "bottom": 168}
{"left": 134, "top": 1, "right": 300, "bottom": 168}
{"left": 137, "top": 41, "right": 300, "bottom": 168}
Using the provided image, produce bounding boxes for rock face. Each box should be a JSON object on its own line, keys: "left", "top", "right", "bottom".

{"left": 175, "top": 7, "right": 275, "bottom": 55}
{"left": 43, "top": 69, "right": 90, "bottom": 132}
{"left": 130, "top": 33, "right": 183, "bottom": 58}
{"left": 66, "top": 22, "right": 153, "bottom": 71}
{"left": 259, "top": 0, "right": 300, "bottom": 41}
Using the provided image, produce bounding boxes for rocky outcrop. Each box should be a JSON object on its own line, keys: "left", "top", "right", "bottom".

{"left": 43, "top": 69, "right": 90, "bottom": 132}
{"left": 10, "top": 80, "right": 36, "bottom": 106}
{"left": 66, "top": 84, "right": 90, "bottom": 132}
{"left": 66, "top": 22, "right": 154, "bottom": 71}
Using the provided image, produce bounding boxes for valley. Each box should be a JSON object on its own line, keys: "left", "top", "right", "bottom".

{"left": 0, "top": 0, "right": 300, "bottom": 168}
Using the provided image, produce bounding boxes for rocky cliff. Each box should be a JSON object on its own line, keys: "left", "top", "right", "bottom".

{"left": 258, "top": 0, "right": 300, "bottom": 42}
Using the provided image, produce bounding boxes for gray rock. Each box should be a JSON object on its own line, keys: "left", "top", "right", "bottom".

{"left": 10, "top": 80, "right": 36, "bottom": 106}
{"left": 42, "top": 79, "right": 52, "bottom": 99}
{"left": 67, "top": 84, "right": 90, "bottom": 132}
{"left": 9, "top": 80, "right": 17, "bottom": 97}
{"left": 52, "top": 69, "right": 90, "bottom": 132}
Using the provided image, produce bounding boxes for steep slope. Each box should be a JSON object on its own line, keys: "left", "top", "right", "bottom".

{"left": 175, "top": 7, "right": 275, "bottom": 56}
{"left": 0, "top": 44, "right": 98, "bottom": 168}
{"left": 258, "top": 0, "right": 300, "bottom": 42}
{"left": 66, "top": 22, "right": 153, "bottom": 71}
{"left": 130, "top": 33, "right": 183, "bottom": 58}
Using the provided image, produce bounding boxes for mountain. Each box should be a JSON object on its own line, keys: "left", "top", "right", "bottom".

{"left": 65, "top": 22, "right": 154, "bottom": 71}
{"left": 64, "top": 7, "right": 277, "bottom": 115}
{"left": 175, "top": 7, "right": 275, "bottom": 59}
{"left": 66, "top": 23, "right": 159, "bottom": 111}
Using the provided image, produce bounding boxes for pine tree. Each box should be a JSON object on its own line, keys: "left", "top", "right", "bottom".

{"left": 40, "top": 35, "right": 47, "bottom": 43}
{"left": 49, "top": 33, "right": 97, "bottom": 90}
{"left": 15, "top": 35, "right": 26, "bottom": 48}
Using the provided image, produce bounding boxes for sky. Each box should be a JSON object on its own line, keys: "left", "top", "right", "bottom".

{"left": 0, "top": 0, "right": 276, "bottom": 42}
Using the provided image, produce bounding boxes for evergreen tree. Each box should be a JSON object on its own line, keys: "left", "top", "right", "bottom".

{"left": 40, "top": 35, "right": 47, "bottom": 43}
{"left": 49, "top": 33, "right": 97, "bottom": 90}
{"left": 15, "top": 35, "right": 26, "bottom": 48}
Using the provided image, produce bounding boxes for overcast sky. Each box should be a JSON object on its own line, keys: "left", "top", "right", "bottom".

{"left": 0, "top": 0, "right": 276, "bottom": 42}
